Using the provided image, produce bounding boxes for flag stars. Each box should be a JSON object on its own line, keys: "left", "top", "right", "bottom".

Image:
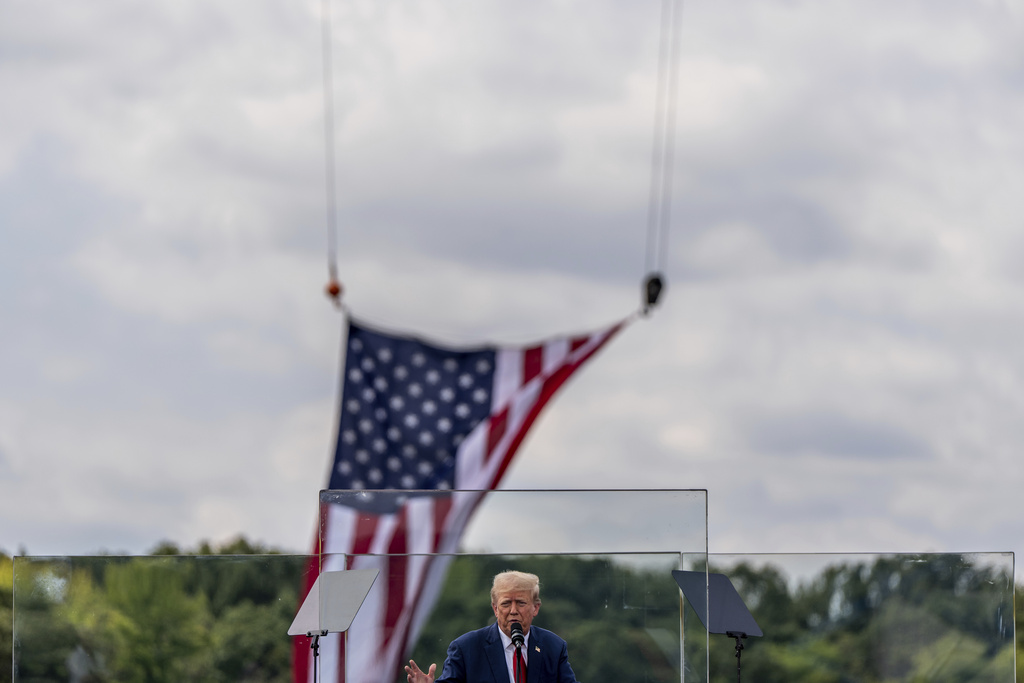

{"left": 331, "top": 327, "right": 500, "bottom": 495}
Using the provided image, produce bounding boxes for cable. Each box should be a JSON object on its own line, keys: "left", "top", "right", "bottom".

{"left": 643, "top": 0, "right": 685, "bottom": 313}
{"left": 321, "top": 0, "right": 343, "bottom": 307}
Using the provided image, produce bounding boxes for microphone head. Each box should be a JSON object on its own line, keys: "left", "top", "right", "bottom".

{"left": 510, "top": 621, "right": 525, "bottom": 647}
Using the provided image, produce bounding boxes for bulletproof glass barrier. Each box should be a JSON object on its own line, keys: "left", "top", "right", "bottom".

{"left": 680, "top": 552, "right": 1015, "bottom": 683}
{"left": 317, "top": 489, "right": 711, "bottom": 683}
{"left": 10, "top": 490, "right": 708, "bottom": 683}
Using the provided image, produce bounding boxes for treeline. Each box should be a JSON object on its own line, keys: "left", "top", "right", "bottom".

{"left": 693, "top": 557, "right": 1014, "bottom": 683}
{"left": 411, "top": 554, "right": 1015, "bottom": 683}
{"left": 2, "top": 539, "right": 306, "bottom": 683}
{"left": 1, "top": 545, "right": 1020, "bottom": 682}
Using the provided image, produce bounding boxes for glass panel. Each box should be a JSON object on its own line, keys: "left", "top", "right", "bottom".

{"left": 318, "top": 489, "right": 709, "bottom": 555}
{"left": 682, "top": 552, "right": 1015, "bottom": 683}
{"left": 12, "top": 554, "right": 312, "bottom": 682}
{"left": 317, "top": 489, "right": 710, "bottom": 683}
{"left": 316, "top": 552, "right": 685, "bottom": 683}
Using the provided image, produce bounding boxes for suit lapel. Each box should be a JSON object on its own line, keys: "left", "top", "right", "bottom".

{"left": 526, "top": 628, "right": 540, "bottom": 683}
{"left": 485, "top": 623, "right": 511, "bottom": 683}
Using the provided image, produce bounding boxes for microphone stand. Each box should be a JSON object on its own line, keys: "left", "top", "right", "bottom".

{"left": 725, "top": 631, "right": 747, "bottom": 683}
{"left": 308, "top": 630, "right": 329, "bottom": 683}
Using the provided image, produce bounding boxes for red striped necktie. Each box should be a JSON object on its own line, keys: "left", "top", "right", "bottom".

{"left": 514, "top": 645, "right": 527, "bottom": 683}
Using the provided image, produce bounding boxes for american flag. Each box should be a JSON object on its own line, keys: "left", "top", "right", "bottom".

{"left": 293, "top": 316, "right": 628, "bottom": 683}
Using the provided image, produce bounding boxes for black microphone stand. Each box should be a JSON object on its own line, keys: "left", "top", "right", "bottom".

{"left": 726, "top": 631, "right": 747, "bottom": 683}
{"left": 308, "top": 630, "right": 329, "bottom": 683}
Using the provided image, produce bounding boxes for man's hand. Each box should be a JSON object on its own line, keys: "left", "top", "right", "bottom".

{"left": 405, "top": 659, "right": 436, "bottom": 683}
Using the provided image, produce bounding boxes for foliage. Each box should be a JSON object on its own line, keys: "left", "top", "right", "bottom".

{"left": 1, "top": 546, "right": 1021, "bottom": 683}
{"left": 2, "top": 553, "right": 14, "bottom": 683}
{"left": 410, "top": 554, "right": 1015, "bottom": 683}
{"left": 6, "top": 539, "right": 304, "bottom": 683}
{"left": 699, "top": 555, "right": 1015, "bottom": 683}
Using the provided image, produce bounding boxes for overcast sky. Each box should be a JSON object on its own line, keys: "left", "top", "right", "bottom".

{"left": 2, "top": 0, "right": 1024, "bottom": 576}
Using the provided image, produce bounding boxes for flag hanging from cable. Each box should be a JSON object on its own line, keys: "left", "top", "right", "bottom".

{"left": 293, "top": 316, "right": 629, "bottom": 683}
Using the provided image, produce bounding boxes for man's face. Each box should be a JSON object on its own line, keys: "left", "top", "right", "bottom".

{"left": 492, "top": 589, "right": 541, "bottom": 637}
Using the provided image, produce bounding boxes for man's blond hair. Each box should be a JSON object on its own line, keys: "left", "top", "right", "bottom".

{"left": 490, "top": 570, "right": 541, "bottom": 605}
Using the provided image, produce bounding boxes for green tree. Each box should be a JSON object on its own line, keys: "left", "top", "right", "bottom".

{"left": 9, "top": 560, "right": 82, "bottom": 682}
{"left": 6, "top": 544, "right": 1022, "bottom": 683}
{"left": 11, "top": 540, "right": 303, "bottom": 682}
{"left": 100, "top": 559, "right": 213, "bottom": 681}
{"left": 1017, "top": 582, "right": 1024, "bottom": 683}
{"left": 1, "top": 553, "right": 13, "bottom": 683}
{"left": 708, "top": 555, "right": 1014, "bottom": 683}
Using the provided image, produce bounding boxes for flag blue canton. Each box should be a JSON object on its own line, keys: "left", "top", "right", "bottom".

{"left": 329, "top": 323, "right": 496, "bottom": 493}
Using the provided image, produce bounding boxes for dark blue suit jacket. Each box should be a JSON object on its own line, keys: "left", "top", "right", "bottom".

{"left": 435, "top": 622, "right": 578, "bottom": 683}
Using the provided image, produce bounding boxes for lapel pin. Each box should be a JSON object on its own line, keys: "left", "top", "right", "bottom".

{"left": 535, "top": 646, "right": 541, "bottom": 653}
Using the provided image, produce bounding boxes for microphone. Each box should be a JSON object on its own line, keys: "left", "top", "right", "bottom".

{"left": 510, "top": 621, "right": 525, "bottom": 648}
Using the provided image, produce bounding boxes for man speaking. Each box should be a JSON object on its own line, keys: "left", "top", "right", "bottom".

{"left": 405, "top": 570, "right": 579, "bottom": 683}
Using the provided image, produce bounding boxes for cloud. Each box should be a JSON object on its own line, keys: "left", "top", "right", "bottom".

{"left": 744, "top": 411, "right": 931, "bottom": 460}
{"left": 0, "top": 394, "right": 333, "bottom": 555}
{"left": 3, "top": 0, "right": 1024, "bottom": 581}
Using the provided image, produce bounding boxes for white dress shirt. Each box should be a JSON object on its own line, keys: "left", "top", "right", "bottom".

{"left": 498, "top": 627, "right": 530, "bottom": 682}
